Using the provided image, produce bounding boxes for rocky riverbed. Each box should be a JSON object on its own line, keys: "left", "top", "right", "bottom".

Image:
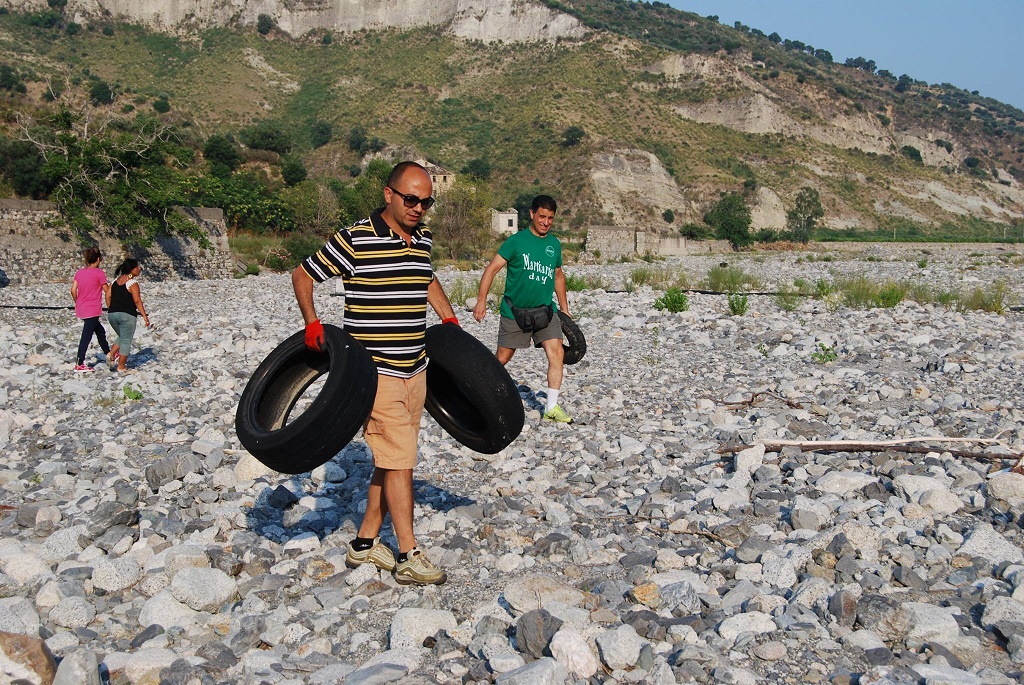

{"left": 1, "top": 245, "right": 1024, "bottom": 685}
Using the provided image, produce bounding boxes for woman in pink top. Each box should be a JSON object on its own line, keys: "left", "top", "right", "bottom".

{"left": 70, "top": 247, "right": 112, "bottom": 372}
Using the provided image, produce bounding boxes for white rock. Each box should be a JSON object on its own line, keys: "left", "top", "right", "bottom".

{"left": 549, "top": 628, "right": 598, "bottom": 678}
{"left": 988, "top": 472, "right": 1024, "bottom": 506}
{"left": 102, "top": 649, "right": 178, "bottom": 684}
{"left": 91, "top": 556, "right": 144, "bottom": 593}
{"left": 503, "top": 574, "right": 584, "bottom": 616}
{"left": 958, "top": 523, "right": 1024, "bottom": 566}
{"left": 815, "top": 471, "right": 877, "bottom": 496}
{"left": 595, "top": 624, "right": 645, "bottom": 670}
{"left": 170, "top": 567, "right": 237, "bottom": 612}
{"left": 49, "top": 597, "right": 96, "bottom": 629}
{"left": 388, "top": 608, "right": 457, "bottom": 650}
{"left": 138, "top": 590, "right": 201, "bottom": 631}
{"left": 234, "top": 453, "right": 276, "bottom": 481}
{"left": 718, "top": 611, "right": 776, "bottom": 641}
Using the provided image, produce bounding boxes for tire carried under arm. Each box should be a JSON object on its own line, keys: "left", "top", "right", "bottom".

{"left": 235, "top": 324, "right": 378, "bottom": 474}
{"left": 424, "top": 323, "right": 525, "bottom": 454}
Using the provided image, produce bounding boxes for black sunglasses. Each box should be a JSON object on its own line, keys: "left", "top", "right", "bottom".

{"left": 388, "top": 186, "right": 435, "bottom": 210}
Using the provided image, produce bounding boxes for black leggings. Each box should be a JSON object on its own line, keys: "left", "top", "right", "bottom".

{"left": 77, "top": 317, "right": 110, "bottom": 365}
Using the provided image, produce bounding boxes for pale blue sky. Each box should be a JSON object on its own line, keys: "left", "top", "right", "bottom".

{"left": 667, "top": 1, "right": 1024, "bottom": 111}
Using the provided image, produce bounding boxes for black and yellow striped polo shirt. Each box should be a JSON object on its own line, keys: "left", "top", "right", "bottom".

{"left": 301, "top": 209, "right": 435, "bottom": 378}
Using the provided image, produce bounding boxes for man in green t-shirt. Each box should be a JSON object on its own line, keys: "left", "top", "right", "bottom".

{"left": 473, "top": 195, "right": 572, "bottom": 423}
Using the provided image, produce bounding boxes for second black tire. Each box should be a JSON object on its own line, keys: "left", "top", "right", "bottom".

{"left": 558, "top": 312, "right": 587, "bottom": 365}
{"left": 424, "top": 323, "right": 525, "bottom": 454}
{"left": 235, "top": 324, "right": 377, "bottom": 474}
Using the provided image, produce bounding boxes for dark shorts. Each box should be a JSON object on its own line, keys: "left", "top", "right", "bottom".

{"left": 497, "top": 311, "right": 563, "bottom": 349}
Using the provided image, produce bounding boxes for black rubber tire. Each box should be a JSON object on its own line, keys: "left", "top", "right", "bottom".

{"left": 424, "top": 323, "right": 525, "bottom": 454}
{"left": 235, "top": 324, "right": 377, "bottom": 474}
{"left": 558, "top": 312, "right": 587, "bottom": 365}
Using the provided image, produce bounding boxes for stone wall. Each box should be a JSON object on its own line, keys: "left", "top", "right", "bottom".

{"left": 585, "top": 225, "right": 732, "bottom": 259}
{"left": 659, "top": 236, "right": 733, "bottom": 256}
{"left": 0, "top": 200, "right": 234, "bottom": 285}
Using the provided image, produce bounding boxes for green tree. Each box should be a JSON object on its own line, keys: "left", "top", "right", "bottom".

{"left": 256, "top": 14, "right": 273, "bottom": 35}
{"left": 337, "top": 159, "right": 391, "bottom": 224}
{"left": 786, "top": 187, "right": 824, "bottom": 244}
{"left": 461, "top": 157, "right": 491, "bottom": 180}
{"left": 0, "top": 138, "right": 54, "bottom": 198}
{"left": 309, "top": 120, "right": 332, "bottom": 148}
{"left": 430, "top": 178, "right": 492, "bottom": 260}
{"left": 705, "top": 192, "right": 752, "bottom": 250}
{"left": 900, "top": 145, "right": 922, "bottom": 163}
{"left": 279, "top": 180, "right": 340, "bottom": 236}
{"left": 19, "top": 108, "right": 199, "bottom": 244}
{"left": 280, "top": 155, "right": 307, "bottom": 187}
{"left": 88, "top": 80, "right": 114, "bottom": 106}
{"left": 152, "top": 97, "right": 170, "bottom": 114}
{"left": 240, "top": 120, "right": 292, "bottom": 155}
{"left": 203, "top": 134, "right": 241, "bottom": 177}
{"left": 182, "top": 171, "right": 295, "bottom": 234}
{"left": 662, "top": 208, "right": 675, "bottom": 223}
{"left": 561, "top": 125, "right": 585, "bottom": 147}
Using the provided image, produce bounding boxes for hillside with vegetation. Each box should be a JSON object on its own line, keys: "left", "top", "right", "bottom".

{"left": 0, "top": 0, "right": 1022, "bottom": 266}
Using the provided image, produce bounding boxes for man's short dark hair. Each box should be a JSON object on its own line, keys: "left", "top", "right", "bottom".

{"left": 388, "top": 161, "right": 427, "bottom": 188}
{"left": 531, "top": 195, "right": 557, "bottom": 213}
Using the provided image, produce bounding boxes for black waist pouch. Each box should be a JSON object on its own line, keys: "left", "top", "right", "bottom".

{"left": 505, "top": 296, "right": 553, "bottom": 333}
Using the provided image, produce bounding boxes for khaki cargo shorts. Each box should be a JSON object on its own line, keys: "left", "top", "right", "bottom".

{"left": 363, "top": 371, "right": 427, "bottom": 470}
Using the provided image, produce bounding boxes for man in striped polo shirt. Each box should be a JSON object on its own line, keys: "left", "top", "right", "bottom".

{"left": 291, "top": 161, "right": 458, "bottom": 586}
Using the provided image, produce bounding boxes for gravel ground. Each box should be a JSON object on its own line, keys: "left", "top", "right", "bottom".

{"left": 1, "top": 244, "right": 1023, "bottom": 685}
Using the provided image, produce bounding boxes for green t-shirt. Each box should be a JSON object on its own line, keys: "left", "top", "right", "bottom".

{"left": 497, "top": 229, "right": 563, "bottom": 319}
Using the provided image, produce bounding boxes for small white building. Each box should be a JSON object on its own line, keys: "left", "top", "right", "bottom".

{"left": 491, "top": 209, "right": 518, "bottom": 236}
{"left": 416, "top": 160, "right": 455, "bottom": 194}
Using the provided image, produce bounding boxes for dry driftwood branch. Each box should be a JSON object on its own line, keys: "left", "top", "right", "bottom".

{"left": 717, "top": 391, "right": 805, "bottom": 410}
{"left": 718, "top": 436, "right": 1020, "bottom": 464}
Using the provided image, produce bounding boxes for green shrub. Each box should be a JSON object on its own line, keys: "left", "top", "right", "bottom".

{"left": 727, "top": 293, "right": 749, "bottom": 316}
{"left": 122, "top": 383, "right": 144, "bottom": 401}
{"left": 706, "top": 265, "right": 761, "bottom": 292}
{"left": 811, "top": 343, "right": 838, "bottom": 364}
{"left": 152, "top": 98, "right": 170, "bottom": 114}
{"left": 654, "top": 287, "right": 690, "bottom": 313}
{"left": 564, "top": 274, "right": 589, "bottom": 291}
{"left": 244, "top": 263, "right": 260, "bottom": 276}
{"left": 874, "top": 283, "right": 906, "bottom": 308}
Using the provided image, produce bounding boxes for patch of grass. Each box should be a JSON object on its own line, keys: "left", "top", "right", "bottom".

{"left": 814, "top": 279, "right": 835, "bottom": 298}
{"left": 564, "top": 272, "right": 608, "bottom": 291}
{"left": 654, "top": 287, "right": 689, "bottom": 313}
{"left": 727, "top": 292, "right": 749, "bottom": 316}
{"left": 445, "top": 276, "right": 476, "bottom": 306}
{"left": 775, "top": 285, "right": 801, "bottom": 311}
{"left": 122, "top": 383, "right": 144, "bottom": 401}
{"left": 811, "top": 343, "right": 838, "bottom": 364}
{"left": 955, "top": 281, "right": 1007, "bottom": 314}
{"left": 706, "top": 265, "right": 761, "bottom": 292}
{"left": 630, "top": 267, "right": 676, "bottom": 290}
{"left": 874, "top": 282, "right": 906, "bottom": 308}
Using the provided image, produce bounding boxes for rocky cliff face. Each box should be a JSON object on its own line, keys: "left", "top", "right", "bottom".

{"left": 7, "top": 0, "right": 585, "bottom": 41}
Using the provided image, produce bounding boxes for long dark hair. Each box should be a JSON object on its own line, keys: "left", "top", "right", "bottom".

{"left": 114, "top": 258, "right": 139, "bottom": 277}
